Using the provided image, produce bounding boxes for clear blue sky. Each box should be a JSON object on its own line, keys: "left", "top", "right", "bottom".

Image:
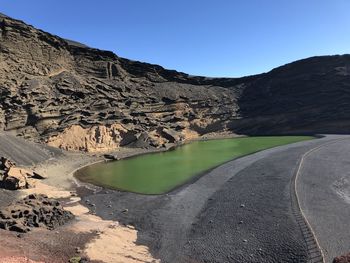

{"left": 1, "top": 0, "right": 350, "bottom": 77}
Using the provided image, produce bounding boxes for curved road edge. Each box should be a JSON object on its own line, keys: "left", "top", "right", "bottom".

{"left": 293, "top": 137, "right": 349, "bottom": 263}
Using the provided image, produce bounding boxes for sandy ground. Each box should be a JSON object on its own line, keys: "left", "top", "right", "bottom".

{"left": 65, "top": 203, "right": 159, "bottom": 263}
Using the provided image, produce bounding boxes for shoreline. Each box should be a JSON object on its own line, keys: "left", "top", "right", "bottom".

{"left": 73, "top": 134, "right": 317, "bottom": 196}
{"left": 81, "top": 135, "right": 338, "bottom": 263}
{"left": 0, "top": 133, "right": 328, "bottom": 262}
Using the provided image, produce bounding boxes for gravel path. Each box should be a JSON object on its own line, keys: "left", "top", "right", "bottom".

{"left": 297, "top": 137, "right": 350, "bottom": 262}
{"left": 83, "top": 135, "right": 349, "bottom": 263}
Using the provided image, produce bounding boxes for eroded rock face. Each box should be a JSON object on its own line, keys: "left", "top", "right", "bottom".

{"left": 0, "top": 194, "right": 74, "bottom": 233}
{"left": 1, "top": 14, "right": 350, "bottom": 151}
{"left": 47, "top": 124, "right": 128, "bottom": 152}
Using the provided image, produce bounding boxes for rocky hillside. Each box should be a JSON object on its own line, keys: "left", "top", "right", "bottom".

{"left": 1, "top": 13, "right": 350, "bottom": 152}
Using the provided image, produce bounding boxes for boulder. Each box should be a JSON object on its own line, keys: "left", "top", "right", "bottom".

{"left": 160, "top": 128, "right": 181, "bottom": 143}
{"left": 0, "top": 157, "right": 46, "bottom": 190}
{"left": 0, "top": 157, "right": 15, "bottom": 170}
{"left": 1, "top": 167, "right": 30, "bottom": 190}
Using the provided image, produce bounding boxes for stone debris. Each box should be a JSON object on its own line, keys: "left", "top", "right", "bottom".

{"left": 0, "top": 194, "right": 74, "bottom": 233}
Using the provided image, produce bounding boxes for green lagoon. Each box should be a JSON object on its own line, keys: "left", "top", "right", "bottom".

{"left": 75, "top": 136, "right": 313, "bottom": 194}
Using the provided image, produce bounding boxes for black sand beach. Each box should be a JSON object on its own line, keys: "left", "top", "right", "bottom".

{"left": 80, "top": 135, "right": 349, "bottom": 262}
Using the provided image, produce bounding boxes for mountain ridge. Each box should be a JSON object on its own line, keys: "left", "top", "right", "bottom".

{"left": 1, "top": 13, "right": 350, "bottom": 152}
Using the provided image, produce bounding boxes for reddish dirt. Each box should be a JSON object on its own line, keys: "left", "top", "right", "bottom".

{"left": 0, "top": 257, "right": 44, "bottom": 263}
{"left": 0, "top": 225, "right": 98, "bottom": 263}
{"left": 334, "top": 252, "right": 350, "bottom": 263}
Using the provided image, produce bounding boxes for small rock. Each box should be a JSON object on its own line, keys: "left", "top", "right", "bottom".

{"left": 240, "top": 204, "right": 245, "bottom": 208}
{"left": 31, "top": 172, "right": 46, "bottom": 179}
{"left": 103, "top": 154, "right": 118, "bottom": 160}
{"left": 122, "top": 208, "right": 128, "bottom": 213}
{"left": 239, "top": 221, "right": 243, "bottom": 224}
{"left": 243, "top": 239, "right": 248, "bottom": 243}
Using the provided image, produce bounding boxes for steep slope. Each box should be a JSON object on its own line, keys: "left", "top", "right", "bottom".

{"left": 0, "top": 14, "right": 350, "bottom": 152}
{"left": 234, "top": 55, "right": 350, "bottom": 134}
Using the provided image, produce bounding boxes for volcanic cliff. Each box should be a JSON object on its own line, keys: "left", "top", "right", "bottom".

{"left": 1, "top": 13, "right": 350, "bottom": 152}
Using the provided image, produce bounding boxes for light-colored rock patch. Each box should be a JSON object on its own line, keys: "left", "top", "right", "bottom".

{"left": 47, "top": 124, "right": 128, "bottom": 152}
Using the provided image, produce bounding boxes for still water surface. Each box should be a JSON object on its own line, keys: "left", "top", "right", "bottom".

{"left": 75, "top": 136, "right": 313, "bottom": 194}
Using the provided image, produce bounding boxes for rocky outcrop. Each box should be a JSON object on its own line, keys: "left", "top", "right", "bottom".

{"left": 0, "top": 194, "right": 74, "bottom": 233}
{"left": 47, "top": 124, "right": 129, "bottom": 152}
{"left": 1, "top": 14, "right": 350, "bottom": 152}
{"left": 0, "top": 157, "right": 45, "bottom": 190}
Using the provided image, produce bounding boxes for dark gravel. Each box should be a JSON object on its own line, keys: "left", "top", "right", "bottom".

{"left": 80, "top": 135, "right": 346, "bottom": 263}
{"left": 0, "top": 133, "right": 62, "bottom": 166}
{"left": 297, "top": 137, "right": 350, "bottom": 262}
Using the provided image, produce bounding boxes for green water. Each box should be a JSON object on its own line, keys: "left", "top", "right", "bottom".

{"left": 75, "top": 136, "right": 313, "bottom": 194}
